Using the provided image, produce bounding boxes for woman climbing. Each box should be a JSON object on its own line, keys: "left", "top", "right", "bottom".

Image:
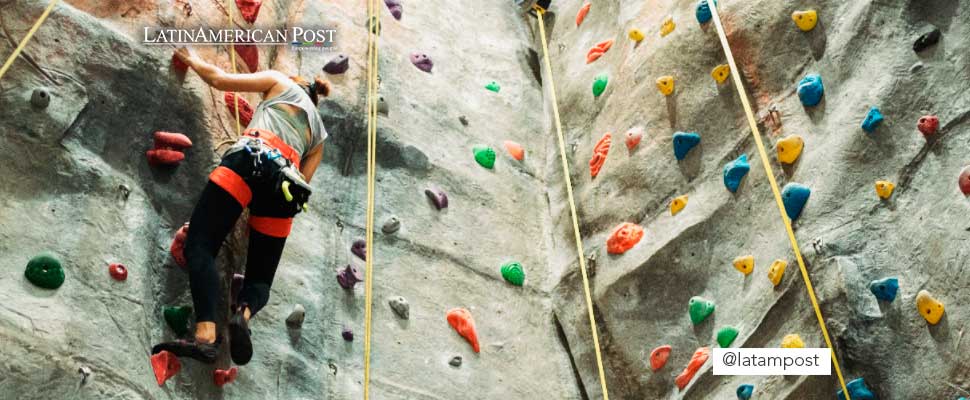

{"left": 152, "top": 47, "right": 330, "bottom": 365}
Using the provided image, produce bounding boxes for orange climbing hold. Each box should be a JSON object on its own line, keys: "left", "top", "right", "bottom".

{"left": 586, "top": 40, "right": 614, "bottom": 64}
{"left": 235, "top": 0, "right": 262, "bottom": 24}
{"left": 224, "top": 92, "right": 254, "bottom": 127}
{"left": 504, "top": 140, "right": 525, "bottom": 161}
{"left": 447, "top": 308, "right": 481, "bottom": 353}
{"left": 234, "top": 44, "right": 259, "bottom": 72}
{"left": 675, "top": 347, "right": 710, "bottom": 389}
{"left": 589, "top": 132, "right": 611, "bottom": 178}
{"left": 650, "top": 345, "right": 672, "bottom": 371}
{"left": 576, "top": 3, "right": 591, "bottom": 26}
{"left": 606, "top": 222, "right": 644, "bottom": 254}
{"left": 214, "top": 367, "right": 238, "bottom": 387}
{"left": 150, "top": 350, "right": 181, "bottom": 386}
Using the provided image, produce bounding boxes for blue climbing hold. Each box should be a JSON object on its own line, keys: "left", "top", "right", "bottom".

{"left": 868, "top": 277, "right": 899, "bottom": 302}
{"left": 673, "top": 132, "right": 701, "bottom": 161}
{"left": 797, "top": 74, "right": 824, "bottom": 107}
{"left": 837, "top": 378, "right": 876, "bottom": 400}
{"left": 861, "top": 107, "right": 884, "bottom": 133}
{"left": 696, "top": 0, "right": 717, "bottom": 24}
{"left": 737, "top": 384, "right": 754, "bottom": 400}
{"left": 723, "top": 154, "right": 750, "bottom": 193}
{"left": 781, "top": 183, "right": 811, "bottom": 221}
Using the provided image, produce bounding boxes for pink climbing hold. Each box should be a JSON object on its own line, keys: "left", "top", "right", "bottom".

{"left": 917, "top": 115, "right": 939, "bottom": 138}
{"left": 447, "top": 308, "right": 481, "bottom": 353}
{"left": 606, "top": 222, "right": 644, "bottom": 254}
{"left": 576, "top": 3, "right": 591, "bottom": 27}
{"left": 235, "top": 0, "right": 262, "bottom": 24}
{"left": 504, "top": 141, "right": 525, "bottom": 161}
{"left": 625, "top": 127, "right": 643, "bottom": 150}
{"left": 150, "top": 350, "right": 181, "bottom": 386}
{"left": 148, "top": 131, "right": 192, "bottom": 167}
{"left": 154, "top": 131, "right": 193, "bottom": 149}
{"left": 224, "top": 92, "right": 254, "bottom": 127}
{"left": 959, "top": 166, "right": 970, "bottom": 195}
{"left": 650, "top": 345, "right": 672, "bottom": 371}
{"left": 675, "top": 347, "right": 710, "bottom": 389}
{"left": 425, "top": 187, "right": 449, "bottom": 210}
{"left": 586, "top": 40, "right": 613, "bottom": 64}
{"left": 352, "top": 239, "right": 366, "bottom": 260}
{"left": 213, "top": 367, "right": 238, "bottom": 387}
{"left": 410, "top": 53, "right": 434, "bottom": 73}
{"left": 170, "top": 223, "right": 189, "bottom": 268}
{"left": 146, "top": 149, "right": 185, "bottom": 166}
{"left": 108, "top": 263, "right": 128, "bottom": 281}
{"left": 337, "top": 264, "right": 364, "bottom": 289}
{"left": 384, "top": 0, "right": 403, "bottom": 20}
{"left": 589, "top": 132, "right": 611, "bottom": 178}
{"left": 234, "top": 44, "right": 259, "bottom": 72}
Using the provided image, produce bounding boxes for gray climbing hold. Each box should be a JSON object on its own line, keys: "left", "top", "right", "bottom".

{"left": 388, "top": 296, "right": 410, "bottom": 319}
{"left": 286, "top": 304, "right": 306, "bottom": 329}
{"left": 323, "top": 54, "right": 350, "bottom": 74}
{"left": 382, "top": 216, "right": 401, "bottom": 234}
{"left": 377, "top": 95, "right": 389, "bottom": 115}
{"left": 78, "top": 366, "right": 93, "bottom": 385}
{"left": 342, "top": 326, "right": 354, "bottom": 341}
{"left": 459, "top": 116, "right": 469, "bottom": 126}
{"left": 352, "top": 239, "right": 366, "bottom": 260}
{"left": 449, "top": 356, "right": 462, "bottom": 367}
{"left": 31, "top": 87, "right": 50, "bottom": 108}
{"left": 336, "top": 264, "right": 364, "bottom": 289}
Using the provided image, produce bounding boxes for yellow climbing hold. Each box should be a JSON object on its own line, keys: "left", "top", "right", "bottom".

{"left": 767, "top": 259, "right": 787, "bottom": 286}
{"left": 791, "top": 10, "right": 818, "bottom": 32}
{"left": 629, "top": 28, "right": 645, "bottom": 43}
{"left": 776, "top": 135, "right": 804, "bottom": 164}
{"left": 733, "top": 255, "right": 754, "bottom": 276}
{"left": 670, "top": 195, "right": 688, "bottom": 216}
{"left": 916, "top": 290, "right": 944, "bottom": 325}
{"left": 656, "top": 75, "right": 675, "bottom": 96}
{"left": 711, "top": 64, "right": 730, "bottom": 84}
{"left": 780, "top": 334, "right": 805, "bottom": 348}
{"left": 660, "top": 16, "right": 676, "bottom": 37}
{"left": 874, "top": 181, "right": 895, "bottom": 199}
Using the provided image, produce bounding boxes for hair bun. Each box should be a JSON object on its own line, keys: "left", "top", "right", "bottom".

{"left": 314, "top": 77, "right": 331, "bottom": 98}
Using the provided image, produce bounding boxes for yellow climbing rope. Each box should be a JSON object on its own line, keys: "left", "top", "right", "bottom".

{"left": 227, "top": 0, "right": 242, "bottom": 137}
{"left": 363, "top": 0, "right": 380, "bottom": 398}
{"left": 706, "top": 2, "right": 851, "bottom": 398}
{"left": 534, "top": 6, "right": 610, "bottom": 399}
{"left": 0, "top": 0, "right": 60, "bottom": 83}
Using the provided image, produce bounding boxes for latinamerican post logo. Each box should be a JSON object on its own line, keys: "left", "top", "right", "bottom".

{"left": 143, "top": 27, "right": 337, "bottom": 50}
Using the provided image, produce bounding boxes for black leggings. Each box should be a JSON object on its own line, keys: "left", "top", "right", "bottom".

{"left": 184, "top": 150, "right": 300, "bottom": 323}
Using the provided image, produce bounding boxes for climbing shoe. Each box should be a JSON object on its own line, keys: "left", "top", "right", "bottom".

{"left": 151, "top": 338, "right": 219, "bottom": 364}
{"left": 229, "top": 311, "right": 253, "bottom": 365}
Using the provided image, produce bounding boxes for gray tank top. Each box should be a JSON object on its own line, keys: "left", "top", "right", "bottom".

{"left": 247, "top": 84, "right": 328, "bottom": 158}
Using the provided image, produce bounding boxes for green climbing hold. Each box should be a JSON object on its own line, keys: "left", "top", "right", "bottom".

{"left": 163, "top": 306, "right": 193, "bottom": 337}
{"left": 592, "top": 73, "right": 608, "bottom": 97}
{"left": 485, "top": 81, "right": 500, "bottom": 93}
{"left": 473, "top": 145, "right": 496, "bottom": 169}
{"left": 24, "top": 253, "right": 65, "bottom": 289}
{"left": 500, "top": 262, "right": 525, "bottom": 286}
{"left": 717, "top": 326, "right": 739, "bottom": 348}
{"left": 688, "top": 296, "right": 715, "bottom": 325}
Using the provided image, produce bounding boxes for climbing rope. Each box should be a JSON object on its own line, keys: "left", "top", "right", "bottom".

{"left": 705, "top": 2, "right": 851, "bottom": 398}
{"left": 534, "top": 6, "right": 610, "bottom": 399}
{"left": 226, "top": 0, "right": 241, "bottom": 137}
{"left": 0, "top": 0, "right": 60, "bottom": 83}
{"left": 362, "top": 0, "right": 380, "bottom": 397}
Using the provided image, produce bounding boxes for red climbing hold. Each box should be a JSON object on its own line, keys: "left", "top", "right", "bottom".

{"left": 235, "top": 0, "right": 262, "bottom": 24}
{"left": 234, "top": 44, "right": 259, "bottom": 72}
{"left": 675, "top": 347, "right": 710, "bottom": 390}
{"left": 589, "top": 132, "right": 611, "bottom": 178}
{"left": 146, "top": 149, "right": 185, "bottom": 166}
{"left": 650, "top": 345, "right": 672, "bottom": 371}
{"left": 504, "top": 140, "right": 525, "bottom": 161}
{"left": 625, "top": 127, "right": 643, "bottom": 150}
{"left": 959, "top": 166, "right": 970, "bottom": 195}
{"left": 108, "top": 263, "right": 128, "bottom": 281}
{"left": 154, "top": 131, "right": 193, "bottom": 149}
{"left": 606, "top": 222, "right": 644, "bottom": 254}
{"left": 213, "top": 367, "right": 238, "bottom": 387}
{"left": 446, "top": 308, "right": 480, "bottom": 353}
{"left": 917, "top": 115, "right": 939, "bottom": 137}
{"left": 576, "top": 3, "right": 591, "bottom": 27}
{"left": 150, "top": 350, "right": 181, "bottom": 386}
{"left": 170, "top": 223, "right": 189, "bottom": 269}
{"left": 585, "top": 40, "right": 613, "bottom": 64}
{"left": 171, "top": 53, "right": 188, "bottom": 74}
{"left": 224, "top": 92, "right": 254, "bottom": 127}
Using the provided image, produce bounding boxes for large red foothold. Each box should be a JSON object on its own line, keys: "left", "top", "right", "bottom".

{"left": 446, "top": 308, "right": 480, "bottom": 353}
{"left": 585, "top": 40, "right": 613, "bottom": 64}
{"left": 224, "top": 92, "right": 254, "bottom": 127}
{"left": 606, "top": 222, "right": 644, "bottom": 254}
{"left": 959, "top": 166, "right": 970, "bottom": 195}
{"left": 917, "top": 115, "right": 939, "bottom": 138}
{"left": 150, "top": 350, "right": 181, "bottom": 386}
{"left": 650, "top": 345, "right": 672, "bottom": 371}
{"left": 154, "top": 131, "right": 193, "bottom": 150}
{"left": 576, "top": 3, "right": 591, "bottom": 27}
{"left": 108, "top": 263, "right": 128, "bottom": 281}
{"left": 147, "top": 149, "right": 186, "bottom": 166}
{"left": 235, "top": 0, "right": 262, "bottom": 24}
{"left": 589, "top": 132, "right": 611, "bottom": 178}
{"left": 234, "top": 44, "right": 259, "bottom": 72}
{"left": 213, "top": 367, "right": 238, "bottom": 387}
{"left": 170, "top": 223, "right": 189, "bottom": 268}
{"left": 675, "top": 347, "right": 710, "bottom": 390}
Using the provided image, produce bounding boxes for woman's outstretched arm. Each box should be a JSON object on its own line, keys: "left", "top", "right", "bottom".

{"left": 175, "top": 47, "right": 286, "bottom": 93}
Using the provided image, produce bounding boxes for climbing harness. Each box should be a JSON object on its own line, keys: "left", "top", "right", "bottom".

{"left": 362, "top": 0, "right": 380, "bottom": 397}
{"left": 223, "top": 131, "right": 313, "bottom": 213}
{"left": 705, "top": 2, "right": 851, "bottom": 398}
{"left": 533, "top": 5, "right": 611, "bottom": 400}
{"left": 0, "top": 0, "right": 60, "bottom": 83}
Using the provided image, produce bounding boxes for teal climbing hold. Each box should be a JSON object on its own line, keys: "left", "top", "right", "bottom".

{"left": 837, "top": 378, "right": 876, "bottom": 400}
{"left": 25, "top": 253, "right": 65, "bottom": 289}
{"left": 737, "top": 384, "right": 754, "bottom": 399}
{"left": 696, "top": 0, "right": 717, "bottom": 24}
{"left": 781, "top": 183, "right": 811, "bottom": 221}
{"left": 797, "top": 74, "right": 824, "bottom": 107}
{"left": 869, "top": 277, "right": 899, "bottom": 302}
{"left": 861, "top": 107, "right": 884, "bottom": 133}
{"left": 473, "top": 145, "right": 496, "bottom": 169}
{"left": 485, "top": 81, "right": 500, "bottom": 93}
{"left": 723, "top": 154, "right": 750, "bottom": 193}
{"left": 592, "top": 73, "right": 608, "bottom": 97}
{"left": 673, "top": 132, "right": 701, "bottom": 161}
{"left": 163, "top": 306, "right": 192, "bottom": 337}
{"left": 688, "top": 296, "right": 715, "bottom": 325}
{"left": 500, "top": 262, "right": 525, "bottom": 286}
{"left": 716, "top": 326, "right": 739, "bottom": 348}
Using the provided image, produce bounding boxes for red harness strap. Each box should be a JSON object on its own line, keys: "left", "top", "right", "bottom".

{"left": 248, "top": 216, "right": 293, "bottom": 238}
{"left": 208, "top": 166, "right": 252, "bottom": 207}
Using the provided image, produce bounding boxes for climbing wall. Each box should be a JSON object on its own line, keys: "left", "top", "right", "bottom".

{"left": 539, "top": 0, "right": 970, "bottom": 399}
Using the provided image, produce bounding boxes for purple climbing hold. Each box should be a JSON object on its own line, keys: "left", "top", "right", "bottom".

{"left": 352, "top": 239, "right": 366, "bottom": 260}
{"left": 336, "top": 264, "right": 364, "bottom": 289}
{"left": 411, "top": 53, "right": 433, "bottom": 73}
{"left": 425, "top": 187, "right": 449, "bottom": 210}
{"left": 342, "top": 326, "right": 354, "bottom": 341}
{"left": 323, "top": 54, "right": 350, "bottom": 74}
{"left": 384, "top": 0, "right": 403, "bottom": 20}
